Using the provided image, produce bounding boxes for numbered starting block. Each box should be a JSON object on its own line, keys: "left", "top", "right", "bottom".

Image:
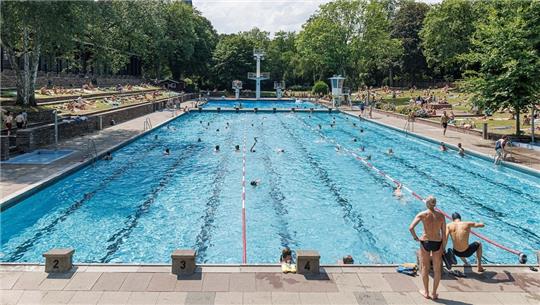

{"left": 43, "top": 248, "right": 74, "bottom": 273}
{"left": 296, "top": 250, "right": 320, "bottom": 275}
{"left": 171, "top": 249, "right": 196, "bottom": 275}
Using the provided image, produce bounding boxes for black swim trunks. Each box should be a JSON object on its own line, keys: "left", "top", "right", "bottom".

{"left": 442, "top": 123, "right": 448, "bottom": 129}
{"left": 421, "top": 240, "right": 442, "bottom": 252}
{"left": 453, "top": 242, "right": 480, "bottom": 258}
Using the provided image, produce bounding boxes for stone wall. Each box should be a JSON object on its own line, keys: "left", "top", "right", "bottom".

{"left": 0, "top": 136, "right": 10, "bottom": 160}
{"left": 1, "top": 70, "right": 143, "bottom": 89}
{"left": 16, "top": 100, "right": 169, "bottom": 152}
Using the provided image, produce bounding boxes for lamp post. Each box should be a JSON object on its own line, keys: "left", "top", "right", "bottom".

{"left": 329, "top": 75, "right": 345, "bottom": 108}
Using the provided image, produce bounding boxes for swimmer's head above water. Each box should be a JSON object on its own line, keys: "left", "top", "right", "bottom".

{"left": 215, "top": 145, "right": 220, "bottom": 152}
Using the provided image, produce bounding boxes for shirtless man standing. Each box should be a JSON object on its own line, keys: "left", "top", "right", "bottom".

{"left": 409, "top": 196, "right": 446, "bottom": 300}
{"left": 446, "top": 212, "right": 485, "bottom": 272}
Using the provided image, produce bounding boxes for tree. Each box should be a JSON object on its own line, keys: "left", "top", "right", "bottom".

{"left": 420, "top": 0, "right": 477, "bottom": 79}
{"left": 391, "top": 1, "right": 431, "bottom": 83}
{"left": 354, "top": 0, "right": 402, "bottom": 86}
{"left": 0, "top": 1, "right": 88, "bottom": 106}
{"left": 211, "top": 34, "right": 254, "bottom": 89}
{"left": 312, "top": 80, "right": 329, "bottom": 96}
{"left": 266, "top": 31, "right": 297, "bottom": 85}
{"left": 463, "top": 0, "right": 540, "bottom": 134}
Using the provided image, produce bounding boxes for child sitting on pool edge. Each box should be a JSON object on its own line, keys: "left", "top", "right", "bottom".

{"left": 280, "top": 247, "right": 296, "bottom": 273}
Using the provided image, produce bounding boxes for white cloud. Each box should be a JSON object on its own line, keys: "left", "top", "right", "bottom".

{"left": 195, "top": 0, "right": 329, "bottom": 35}
{"left": 195, "top": 0, "right": 442, "bottom": 35}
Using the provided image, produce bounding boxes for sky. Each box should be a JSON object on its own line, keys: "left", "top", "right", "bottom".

{"left": 195, "top": 0, "right": 441, "bottom": 35}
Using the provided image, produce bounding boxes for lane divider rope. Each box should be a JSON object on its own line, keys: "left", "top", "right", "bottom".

{"left": 299, "top": 116, "right": 527, "bottom": 262}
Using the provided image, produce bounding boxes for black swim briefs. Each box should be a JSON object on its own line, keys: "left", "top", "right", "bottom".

{"left": 421, "top": 240, "right": 442, "bottom": 252}
{"left": 453, "top": 242, "right": 480, "bottom": 258}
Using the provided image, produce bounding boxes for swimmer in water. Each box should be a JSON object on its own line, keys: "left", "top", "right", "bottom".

{"left": 154, "top": 135, "right": 158, "bottom": 140}
{"left": 276, "top": 148, "right": 285, "bottom": 153}
{"left": 200, "top": 120, "right": 203, "bottom": 124}
{"left": 439, "top": 142, "right": 447, "bottom": 152}
{"left": 353, "top": 138, "right": 357, "bottom": 142}
{"left": 198, "top": 138, "right": 202, "bottom": 142}
{"left": 207, "top": 122, "right": 210, "bottom": 126}
{"left": 394, "top": 183, "right": 403, "bottom": 198}
{"left": 235, "top": 145, "right": 240, "bottom": 152}
{"left": 318, "top": 124, "right": 322, "bottom": 129}
{"left": 226, "top": 122, "right": 229, "bottom": 127}
{"left": 164, "top": 148, "right": 170, "bottom": 155}
{"left": 250, "top": 179, "right": 260, "bottom": 186}
{"left": 457, "top": 143, "right": 465, "bottom": 157}
{"left": 103, "top": 152, "right": 113, "bottom": 161}
{"left": 335, "top": 145, "right": 341, "bottom": 152}
{"left": 216, "top": 129, "right": 220, "bottom": 132}
{"left": 359, "top": 146, "right": 365, "bottom": 152}
{"left": 330, "top": 124, "right": 335, "bottom": 128}
{"left": 366, "top": 155, "right": 372, "bottom": 160}
{"left": 360, "top": 128, "right": 364, "bottom": 133}
{"left": 215, "top": 145, "right": 220, "bottom": 152}
{"left": 387, "top": 148, "right": 394, "bottom": 155}
{"left": 353, "top": 123, "right": 357, "bottom": 127}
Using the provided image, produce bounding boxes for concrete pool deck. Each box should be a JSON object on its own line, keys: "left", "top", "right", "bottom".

{"left": 1, "top": 264, "right": 539, "bottom": 304}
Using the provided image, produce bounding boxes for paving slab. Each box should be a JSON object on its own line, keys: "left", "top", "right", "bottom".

{"left": 68, "top": 291, "right": 103, "bottom": 305}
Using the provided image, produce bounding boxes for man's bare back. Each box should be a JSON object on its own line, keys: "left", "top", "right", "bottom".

{"left": 447, "top": 222, "right": 475, "bottom": 251}
{"left": 418, "top": 209, "right": 445, "bottom": 241}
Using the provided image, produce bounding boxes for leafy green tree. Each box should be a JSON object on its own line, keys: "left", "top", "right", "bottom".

{"left": 420, "top": 0, "right": 477, "bottom": 79}
{"left": 312, "top": 80, "right": 329, "bottom": 96}
{"left": 463, "top": 0, "right": 540, "bottom": 134}
{"left": 355, "top": 0, "right": 402, "bottom": 86}
{"left": 0, "top": 1, "right": 89, "bottom": 105}
{"left": 266, "top": 31, "right": 297, "bottom": 86}
{"left": 391, "top": 1, "right": 431, "bottom": 83}
{"left": 211, "top": 34, "right": 254, "bottom": 89}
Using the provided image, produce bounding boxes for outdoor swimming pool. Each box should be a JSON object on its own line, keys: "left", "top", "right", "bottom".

{"left": 1, "top": 111, "right": 538, "bottom": 264}
{"left": 202, "top": 99, "right": 324, "bottom": 109}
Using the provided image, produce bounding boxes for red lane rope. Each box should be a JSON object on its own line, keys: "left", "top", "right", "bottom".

{"left": 302, "top": 118, "right": 525, "bottom": 259}
{"left": 241, "top": 132, "right": 247, "bottom": 264}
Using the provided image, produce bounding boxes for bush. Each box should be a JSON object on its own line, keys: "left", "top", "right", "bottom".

{"left": 288, "top": 85, "right": 311, "bottom": 91}
{"left": 312, "top": 81, "right": 329, "bottom": 96}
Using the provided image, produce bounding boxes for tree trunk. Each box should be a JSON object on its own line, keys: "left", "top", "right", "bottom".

{"left": 515, "top": 107, "right": 521, "bottom": 135}
{"left": 389, "top": 67, "right": 393, "bottom": 87}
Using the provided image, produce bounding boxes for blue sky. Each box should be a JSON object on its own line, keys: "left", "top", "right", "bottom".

{"left": 195, "top": 0, "right": 441, "bottom": 35}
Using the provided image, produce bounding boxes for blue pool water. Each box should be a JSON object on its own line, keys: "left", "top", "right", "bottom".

{"left": 1, "top": 112, "right": 538, "bottom": 264}
{"left": 2, "top": 150, "right": 74, "bottom": 165}
{"left": 202, "top": 99, "right": 324, "bottom": 109}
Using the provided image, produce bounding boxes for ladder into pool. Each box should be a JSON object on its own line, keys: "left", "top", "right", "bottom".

{"left": 143, "top": 117, "right": 153, "bottom": 131}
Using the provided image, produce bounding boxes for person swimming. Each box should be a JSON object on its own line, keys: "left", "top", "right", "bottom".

{"left": 353, "top": 123, "right": 357, "bottom": 127}
{"left": 235, "top": 145, "right": 240, "bottom": 152}
{"left": 216, "top": 129, "right": 220, "bottom": 132}
{"left": 164, "top": 148, "right": 170, "bottom": 155}
{"left": 387, "top": 148, "right": 394, "bottom": 155}
{"left": 359, "top": 146, "right": 365, "bottom": 152}
{"left": 440, "top": 142, "right": 447, "bottom": 152}
{"left": 276, "top": 148, "right": 285, "bottom": 153}
{"left": 215, "top": 145, "right": 220, "bottom": 152}
{"left": 457, "top": 143, "right": 465, "bottom": 157}
{"left": 366, "top": 155, "right": 371, "bottom": 160}
{"left": 250, "top": 137, "right": 258, "bottom": 152}
{"left": 393, "top": 183, "right": 403, "bottom": 198}
{"left": 103, "top": 152, "right": 113, "bottom": 161}
{"left": 250, "top": 179, "right": 260, "bottom": 186}
{"left": 360, "top": 128, "right": 364, "bottom": 133}
{"left": 154, "top": 135, "right": 158, "bottom": 140}
{"left": 200, "top": 120, "right": 203, "bottom": 124}
{"left": 353, "top": 138, "right": 357, "bottom": 142}
{"left": 198, "top": 138, "right": 202, "bottom": 142}
{"left": 318, "top": 124, "right": 322, "bottom": 129}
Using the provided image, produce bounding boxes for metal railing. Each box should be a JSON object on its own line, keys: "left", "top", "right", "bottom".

{"left": 143, "top": 117, "right": 152, "bottom": 131}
